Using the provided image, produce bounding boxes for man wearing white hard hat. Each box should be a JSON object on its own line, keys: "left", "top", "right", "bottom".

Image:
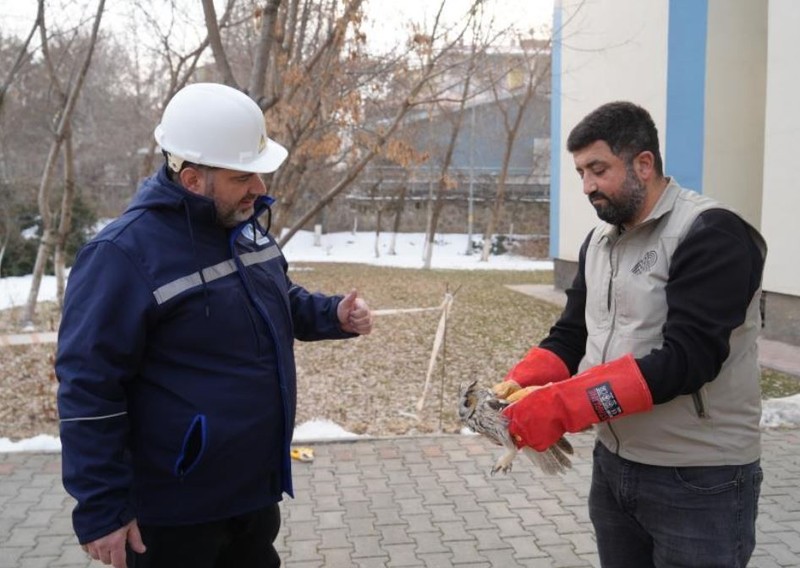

{"left": 56, "top": 83, "right": 373, "bottom": 568}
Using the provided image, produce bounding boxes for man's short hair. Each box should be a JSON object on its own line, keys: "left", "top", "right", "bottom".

{"left": 566, "top": 101, "right": 664, "bottom": 176}
{"left": 162, "top": 150, "right": 216, "bottom": 183}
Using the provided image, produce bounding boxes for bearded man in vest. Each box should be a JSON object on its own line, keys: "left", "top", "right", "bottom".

{"left": 494, "top": 101, "right": 766, "bottom": 568}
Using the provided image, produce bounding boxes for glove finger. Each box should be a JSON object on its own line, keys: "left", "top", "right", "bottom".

{"left": 491, "top": 381, "right": 520, "bottom": 399}
{"left": 506, "top": 385, "right": 542, "bottom": 403}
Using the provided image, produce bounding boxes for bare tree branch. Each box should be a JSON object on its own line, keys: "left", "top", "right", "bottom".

{"left": 0, "top": 0, "right": 43, "bottom": 111}
{"left": 422, "top": 40, "right": 480, "bottom": 269}
{"left": 480, "top": 41, "right": 550, "bottom": 261}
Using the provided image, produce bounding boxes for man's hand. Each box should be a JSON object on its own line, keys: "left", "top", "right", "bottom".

{"left": 82, "top": 520, "right": 146, "bottom": 568}
{"left": 337, "top": 289, "right": 373, "bottom": 335}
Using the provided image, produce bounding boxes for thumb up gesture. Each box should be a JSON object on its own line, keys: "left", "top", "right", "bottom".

{"left": 337, "top": 289, "right": 373, "bottom": 335}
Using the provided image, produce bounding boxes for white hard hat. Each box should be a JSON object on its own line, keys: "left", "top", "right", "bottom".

{"left": 154, "top": 82, "right": 288, "bottom": 173}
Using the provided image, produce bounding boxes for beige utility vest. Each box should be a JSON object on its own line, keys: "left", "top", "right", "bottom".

{"left": 582, "top": 179, "right": 767, "bottom": 466}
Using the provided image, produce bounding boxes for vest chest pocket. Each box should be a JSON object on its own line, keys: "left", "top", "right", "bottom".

{"left": 615, "top": 248, "right": 670, "bottom": 337}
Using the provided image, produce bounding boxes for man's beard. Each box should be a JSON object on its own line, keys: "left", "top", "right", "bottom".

{"left": 214, "top": 202, "right": 252, "bottom": 228}
{"left": 203, "top": 178, "right": 252, "bottom": 228}
{"left": 588, "top": 164, "right": 646, "bottom": 226}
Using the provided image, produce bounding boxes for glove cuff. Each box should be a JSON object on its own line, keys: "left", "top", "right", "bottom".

{"left": 559, "top": 353, "right": 653, "bottom": 431}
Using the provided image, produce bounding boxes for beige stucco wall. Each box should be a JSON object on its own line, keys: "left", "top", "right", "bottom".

{"left": 556, "top": 0, "right": 669, "bottom": 262}
{"left": 761, "top": 0, "right": 800, "bottom": 297}
{"left": 702, "top": 0, "right": 767, "bottom": 228}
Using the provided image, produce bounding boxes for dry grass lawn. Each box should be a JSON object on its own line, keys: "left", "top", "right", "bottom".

{"left": 2, "top": 262, "right": 797, "bottom": 442}
{"left": 0, "top": 263, "right": 559, "bottom": 440}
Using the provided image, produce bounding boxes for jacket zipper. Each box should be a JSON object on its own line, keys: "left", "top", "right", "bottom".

{"left": 602, "top": 236, "right": 623, "bottom": 453}
{"left": 228, "top": 226, "right": 295, "bottom": 497}
{"left": 692, "top": 391, "right": 707, "bottom": 418}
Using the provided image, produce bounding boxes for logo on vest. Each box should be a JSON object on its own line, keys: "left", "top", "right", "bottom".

{"left": 587, "top": 382, "right": 623, "bottom": 421}
{"left": 631, "top": 250, "right": 658, "bottom": 274}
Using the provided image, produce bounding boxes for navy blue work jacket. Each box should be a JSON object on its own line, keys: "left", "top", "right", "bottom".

{"left": 56, "top": 166, "right": 353, "bottom": 544}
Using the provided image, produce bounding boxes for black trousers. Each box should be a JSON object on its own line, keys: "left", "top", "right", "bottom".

{"left": 127, "top": 503, "right": 281, "bottom": 568}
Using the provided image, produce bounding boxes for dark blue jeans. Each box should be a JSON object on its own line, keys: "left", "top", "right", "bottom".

{"left": 589, "top": 441, "right": 762, "bottom": 568}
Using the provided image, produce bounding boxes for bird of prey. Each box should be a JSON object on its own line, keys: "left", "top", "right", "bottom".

{"left": 457, "top": 380, "right": 573, "bottom": 475}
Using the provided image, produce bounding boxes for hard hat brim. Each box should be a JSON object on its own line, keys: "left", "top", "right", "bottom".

{"left": 249, "top": 138, "right": 289, "bottom": 174}
{"left": 155, "top": 126, "right": 288, "bottom": 174}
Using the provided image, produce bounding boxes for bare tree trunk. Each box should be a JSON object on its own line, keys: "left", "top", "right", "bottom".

{"left": 0, "top": 212, "right": 10, "bottom": 275}
{"left": 374, "top": 208, "right": 382, "bottom": 258}
{"left": 248, "top": 0, "right": 282, "bottom": 105}
{"left": 388, "top": 184, "right": 407, "bottom": 255}
{"left": 55, "top": 127, "right": 76, "bottom": 307}
{"left": 480, "top": 54, "right": 548, "bottom": 262}
{"left": 201, "top": 0, "right": 237, "bottom": 87}
{"left": 365, "top": 177, "right": 384, "bottom": 258}
{"left": 282, "top": 0, "right": 301, "bottom": 58}
{"left": 21, "top": 0, "right": 106, "bottom": 327}
{"left": 422, "top": 45, "right": 476, "bottom": 269}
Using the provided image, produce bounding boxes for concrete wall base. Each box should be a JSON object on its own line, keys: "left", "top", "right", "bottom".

{"left": 763, "top": 291, "right": 800, "bottom": 347}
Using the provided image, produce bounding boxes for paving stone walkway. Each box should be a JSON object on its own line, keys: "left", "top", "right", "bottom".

{"left": 2, "top": 428, "right": 800, "bottom": 567}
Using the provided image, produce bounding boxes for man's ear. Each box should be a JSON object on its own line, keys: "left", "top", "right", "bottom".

{"left": 634, "top": 151, "right": 656, "bottom": 182}
{"left": 179, "top": 167, "right": 203, "bottom": 195}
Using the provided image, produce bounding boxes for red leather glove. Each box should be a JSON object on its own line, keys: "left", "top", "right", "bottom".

{"left": 503, "top": 354, "right": 653, "bottom": 451}
{"left": 492, "top": 347, "right": 570, "bottom": 399}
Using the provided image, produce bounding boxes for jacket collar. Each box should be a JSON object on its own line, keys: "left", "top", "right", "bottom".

{"left": 599, "top": 177, "right": 683, "bottom": 241}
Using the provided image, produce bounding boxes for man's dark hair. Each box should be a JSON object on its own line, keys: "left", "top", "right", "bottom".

{"left": 162, "top": 150, "right": 215, "bottom": 183}
{"left": 566, "top": 101, "right": 664, "bottom": 176}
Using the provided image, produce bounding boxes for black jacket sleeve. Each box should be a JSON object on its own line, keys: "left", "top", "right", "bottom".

{"left": 538, "top": 231, "right": 593, "bottom": 373}
{"left": 635, "top": 209, "right": 765, "bottom": 403}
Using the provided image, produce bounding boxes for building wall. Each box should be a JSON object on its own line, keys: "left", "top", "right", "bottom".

{"left": 760, "top": 0, "right": 800, "bottom": 344}
{"left": 551, "top": 0, "right": 798, "bottom": 345}
{"left": 702, "top": 0, "right": 767, "bottom": 226}
{"left": 551, "top": 0, "right": 669, "bottom": 262}
{"left": 761, "top": 0, "right": 800, "bottom": 298}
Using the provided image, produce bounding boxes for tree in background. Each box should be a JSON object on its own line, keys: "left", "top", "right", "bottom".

{"left": 0, "top": 0, "right": 552, "bottom": 328}
{"left": 21, "top": 0, "right": 105, "bottom": 326}
{"left": 479, "top": 39, "right": 550, "bottom": 262}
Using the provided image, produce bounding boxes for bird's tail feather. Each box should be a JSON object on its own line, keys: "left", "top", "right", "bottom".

{"left": 521, "top": 438, "right": 573, "bottom": 475}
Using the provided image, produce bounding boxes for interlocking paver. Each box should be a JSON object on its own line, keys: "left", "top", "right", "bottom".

{"left": 3, "top": 428, "right": 800, "bottom": 567}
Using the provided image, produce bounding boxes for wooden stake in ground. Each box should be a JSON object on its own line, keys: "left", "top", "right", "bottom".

{"left": 416, "top": 292, "right": 454, "bottom": 413}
